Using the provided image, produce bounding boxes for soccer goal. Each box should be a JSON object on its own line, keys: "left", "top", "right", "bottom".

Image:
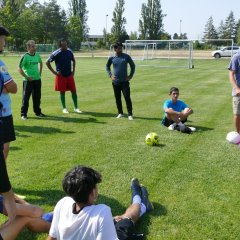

{"left": 125, "top": 40, "right": 194, "bottom": 69}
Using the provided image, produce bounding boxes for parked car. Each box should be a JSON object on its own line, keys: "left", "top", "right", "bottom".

{"left": 211, "top": 46, "right": 240, "bottom": 58}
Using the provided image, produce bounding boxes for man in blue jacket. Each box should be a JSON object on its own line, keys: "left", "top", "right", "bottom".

{"left": 106, "top": 42, "right": 135, "bottom": 120}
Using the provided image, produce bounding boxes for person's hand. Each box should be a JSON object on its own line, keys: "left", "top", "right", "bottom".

{"left": 113, "top": 215, "right": 123, "bottom": 222}
{"left": 56, "top": 70, "right": 61, "bottom": 76}
{"left": 236, "top": 87, "right": 240, "bottom": 96}
{"left": 2, "top": 190, "right": 17, "bottom": 226}
{"left": 27, "top": 76, "right": 33, "bottom": 81}
{"left": 127, "top": 76, "right": 131, "bottom": 81}
{"left": 111, "top": 75, "right": 116, "bottom": 81}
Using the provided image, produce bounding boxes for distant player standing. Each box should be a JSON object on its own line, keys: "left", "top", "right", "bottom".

{"left": 19, "top": 40, "right": 45, "bottom": 120}
{"left": 106, "top": 42, "right": 135, "bottom": 120}
{"left": 46, "top": 39, "right": 82, "bottom": 114}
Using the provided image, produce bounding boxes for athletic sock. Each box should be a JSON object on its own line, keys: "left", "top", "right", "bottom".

{"left": 140, "top": 203, "right": 146, "bottom": 216}
{"left": 60, "top": 93, "right": 66, "bottom": 109}
{"left": 72, "top": 93, "right": 78, "bottom": 109}
{"left": 178, "top": 121, "right": 184, "bottom": 126}
{"left": 132, "top": 195, "right": 141, "bottom": 205}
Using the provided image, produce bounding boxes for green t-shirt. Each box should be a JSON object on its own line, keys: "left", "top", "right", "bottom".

{"left": 19, "top": 52, "right": 42, "bottom": 81}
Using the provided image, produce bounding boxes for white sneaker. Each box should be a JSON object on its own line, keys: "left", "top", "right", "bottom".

{"left": 128, "top": 116, "right": 133, "bottom": 120}
{"left": 74, "top": 108, "right": 82, "bottom": 113}
{"left": 21, "top": 116, "right": 27, "bottom": 120}
{"left": 168, "top": 123, "right": 176, "bottom": 130}
{"left": 116, "top": 114, "right": 124, "bottom": 118}
{"left": 62, "top": 108, "right": 69, "bottom": 114}
{"left": 188, "top": 126, "right": 196, "bottom": 132}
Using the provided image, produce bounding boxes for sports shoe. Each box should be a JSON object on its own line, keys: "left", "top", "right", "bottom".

{"left": 168, "top": 123, "right": 176, "bottom": 130}
{"left": 116, "top": 114, "right": 124, "bottom": 118}
{"left": 128, "top": 115, "right": 133, "bottom": 120}
{"left": 140, "top": 185, "right": 154, "bottom": 212}
{"left": 74, "top": 108, "right": 82, "bottom": 113}
{"left": 36, "top": 113, "right": 46, "bottom": 117}
{"left": 21, "top": 116, "right": 27, "bottom": 120}
{"left": 42, "top": 212, "right": 54, "bottom": 223}
{"left": 62, "top": 108, "right": 69, "bottom": 114}
{"left": 131, "top": 178, "right": 141, "bottom": 203}
{"left": 188, "top": 126, "right": 196, "bottom": 132}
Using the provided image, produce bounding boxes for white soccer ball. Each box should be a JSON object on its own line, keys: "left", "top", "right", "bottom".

{"left": 226, "top": 131, "right": 240, "bottom": 144}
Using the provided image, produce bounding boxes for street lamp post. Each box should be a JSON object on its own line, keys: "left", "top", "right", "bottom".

{"left": 180, "top": 19, "right": 182, "bottom": 36}
{"left": 105, "top": 14, "right": 108, "bottom": 47}
{"left": 106, "top": 14, "right": 108, "bottom": 34}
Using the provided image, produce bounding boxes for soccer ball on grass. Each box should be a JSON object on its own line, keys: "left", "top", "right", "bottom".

{"left": 145, "top": 132, "right": 160, "bottom": 146}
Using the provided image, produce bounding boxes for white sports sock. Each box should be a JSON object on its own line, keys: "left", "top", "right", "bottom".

{"left": 178, "top": 121, "right": 184, "bottom": 126}
{"left": 132, "top": 195, "right": 141, "bottom": 205}
{"left": 140, "top": 203, "right": 146, "bottom": 216}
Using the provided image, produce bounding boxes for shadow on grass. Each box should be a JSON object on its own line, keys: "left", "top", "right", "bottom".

{"left": 85, "top": 111, "right": 160, "bottom": 121}
{"left": 30, "top": 115, "right": 106, "bottom": 124}
{"left": 189, "top": 125, "right": 214, "bottom": 132}
{"left": 135, "top": 201, "right": 167, "bottom": 238}
{"left": 9, "top": 146, "right": 22, "bottom": 152}
{"left": 13, "top": 188, "right": 65, "bottom": 207}
{"left": 14, "top": 125, "right": 75, "bottom": 136}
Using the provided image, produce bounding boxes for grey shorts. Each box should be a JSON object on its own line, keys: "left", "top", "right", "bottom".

{"left": 232, "top": 96, "right": 240, "bottom": 115}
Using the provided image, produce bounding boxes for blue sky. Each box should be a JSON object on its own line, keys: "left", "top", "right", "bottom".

{"left": 39, "top": 0, "right": 240, "bottom": 39}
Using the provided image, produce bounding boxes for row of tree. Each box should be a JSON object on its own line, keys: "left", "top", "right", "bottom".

{"left": 203, "top": 11, "right": 240, "bottom": 45}
{"left": 0, "top": 0, "right": 239, "bottom": 51}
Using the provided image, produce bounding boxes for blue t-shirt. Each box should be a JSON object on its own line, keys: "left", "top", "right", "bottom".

{"left": 0, "top": 60, "right": 13, "bottom": 117}
{"left": 106, "top": 53, "right": 135, "bottom": 84}
{"left": 47, "top": 48, "right": 74, "bottom": 77}
{"left": 228, "top": 51, "right": 240, "bottom": 96}
{"left": 162, "top": 99, "right": 188, "bottom": 119}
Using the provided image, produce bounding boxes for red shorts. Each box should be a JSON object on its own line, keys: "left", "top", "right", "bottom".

{"left": 55, "top": 75, "right": 76, "bottom": 92}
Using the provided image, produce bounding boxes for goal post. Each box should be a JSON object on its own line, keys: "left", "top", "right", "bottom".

{"left": 125, "top": 40, "right": 194, "bottom": 69}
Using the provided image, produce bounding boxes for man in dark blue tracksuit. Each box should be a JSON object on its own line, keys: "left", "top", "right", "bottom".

{"left": 106, "top": 42, "right": 135, "bottom": 120}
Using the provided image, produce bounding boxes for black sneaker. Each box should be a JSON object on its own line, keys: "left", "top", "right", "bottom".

{"left": 131, "top": 178, "right": 141, "bottom": 203}
{"left": 36, "top": 113, "right": 46, "bottom": 117}
{"left": 140, "top": 185, "right": 154, "bottom": 212}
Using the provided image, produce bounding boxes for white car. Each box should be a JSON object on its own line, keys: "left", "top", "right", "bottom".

{"left": 211, "top": 46, "right": 240, "bottom": 58}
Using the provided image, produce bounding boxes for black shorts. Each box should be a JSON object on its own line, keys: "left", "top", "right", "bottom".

{"left": 0, "top": 115, "right": 16, "bottom": 143}
{"left": 162, "top": 116, "right": 187, "bottom": 127}
{"left": 0, "top": 234, "right": 3, "bottom": 240}
{"left": 114, "top": 218, "right": 135, "bottom": 240}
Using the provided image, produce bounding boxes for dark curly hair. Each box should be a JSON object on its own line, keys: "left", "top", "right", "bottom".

{"left": 62, "top": 165, "right": 102, "bottom": 203}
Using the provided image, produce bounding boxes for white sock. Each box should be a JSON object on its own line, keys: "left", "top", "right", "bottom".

{"left": 132, "top": 195, "right": 141, "bottom": 205}
{"left": 140, "top": 203, "right": 146, "bottom": 216}
{"left": 178, "top": 121, "right": 184, "bottom": 126}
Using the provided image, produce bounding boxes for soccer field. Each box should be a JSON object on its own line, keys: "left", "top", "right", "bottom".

{"left": 1, "top": 56, "right": 240, "bottom": 239}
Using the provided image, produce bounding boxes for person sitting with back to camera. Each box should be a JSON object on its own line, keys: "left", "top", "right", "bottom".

{"left": 47, "top": 165, "right": 153, "bottom": 240}
{"left": 162, "top": 87, "right": 196, "bottom": 133}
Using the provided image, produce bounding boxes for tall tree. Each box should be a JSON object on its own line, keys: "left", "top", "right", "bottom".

{"left": 203, "top": 16, "right": 218, "bottom": 40}
{"left": 69, "top": 0, "right": 89, "bottom": 41}
{"left": 41, "top": 0, "right": 68, "bottom": 43}
{"left": 110, "top": 0, "right": 128, "bottom": 43}
{"left": 217, "top": 20, "right": 226, "bottom": 39}
{"left": 221, "top": 11, "right": 237, "bottom": 41}
{"left": 139, "top": 0, "right": 166, "bottom": 40}
{"left": 236, "top": 19, "right": 240, "bottom": 45}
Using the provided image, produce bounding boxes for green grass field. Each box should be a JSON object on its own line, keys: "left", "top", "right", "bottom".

{"left": 1, "top": 56, "right": 240, "bottom": 240}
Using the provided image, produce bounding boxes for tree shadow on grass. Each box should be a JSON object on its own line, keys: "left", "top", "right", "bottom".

{"left": 29, "top": 115, "right": 106, "bottom": 124}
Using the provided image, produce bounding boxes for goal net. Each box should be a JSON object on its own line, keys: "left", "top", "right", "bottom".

{"left": 124, "top": 40, "right": 194, "bottom": 69}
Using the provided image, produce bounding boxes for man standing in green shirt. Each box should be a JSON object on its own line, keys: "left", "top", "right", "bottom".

{"left": 19, "top": 40, "right": 45, "bottom": 120}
